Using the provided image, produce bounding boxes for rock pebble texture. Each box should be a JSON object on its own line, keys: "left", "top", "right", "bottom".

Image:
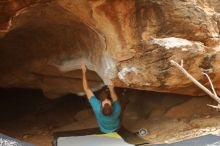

{"left": 1, "top": 0, "right": 220, "bottom": 98}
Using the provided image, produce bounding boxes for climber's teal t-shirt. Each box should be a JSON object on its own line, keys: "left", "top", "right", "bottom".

{"left": 89, "top": 96, "right": 121, "bottom": 133}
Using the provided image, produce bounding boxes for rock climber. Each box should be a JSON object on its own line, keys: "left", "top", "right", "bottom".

{"left": 81, "top": 63, "right": 121, "bottom": 133}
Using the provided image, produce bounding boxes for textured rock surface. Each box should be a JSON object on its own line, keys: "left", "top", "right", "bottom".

{"left": 1, "top": 0, "right": 220, "bottom": 98}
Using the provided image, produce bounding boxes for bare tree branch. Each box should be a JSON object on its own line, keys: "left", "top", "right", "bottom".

{"left": 180, "top": 59, "right": 183, "bottom": 67}
{"left": 207, "top": 104, "right": 220, "bottom": 110}
{"left": 170, "top": 60, "right": 220, "bottom": 109}
{"left": 202, "top": 72, "right": 217, "bottom": 97}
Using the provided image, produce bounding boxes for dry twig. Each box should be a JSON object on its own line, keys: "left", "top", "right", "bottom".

{"left": 170, "top": 60, "right": 220, "bottom": 110}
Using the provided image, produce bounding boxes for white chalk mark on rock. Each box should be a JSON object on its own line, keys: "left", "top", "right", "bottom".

{"left": 150, "top": 37, "right": 193, "bottom": 49}
{"left": 118, "top": 67, "right": 138, "bottom": 81}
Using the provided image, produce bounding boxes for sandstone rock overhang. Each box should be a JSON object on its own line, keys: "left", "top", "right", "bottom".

{"left": 1, "top": 0, "right": 220, "bottom": 98}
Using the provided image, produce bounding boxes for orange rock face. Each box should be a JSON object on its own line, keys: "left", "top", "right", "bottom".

{"left": 1, "top": 0, "right": 220, "bottom": 98}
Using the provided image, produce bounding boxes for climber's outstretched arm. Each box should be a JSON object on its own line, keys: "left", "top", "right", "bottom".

{"left": 81, "top": 64, "right": 94, "bottom": 100}
{"left": 108, "top": 85, "right": 118, "bottom": 101}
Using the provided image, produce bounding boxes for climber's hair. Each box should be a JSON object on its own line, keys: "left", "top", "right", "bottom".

{"left": 102, "top": 103, "right": 114, "bottom": 116}
{"left": 97, "top": 86, "right": 113, "bottom": 116}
